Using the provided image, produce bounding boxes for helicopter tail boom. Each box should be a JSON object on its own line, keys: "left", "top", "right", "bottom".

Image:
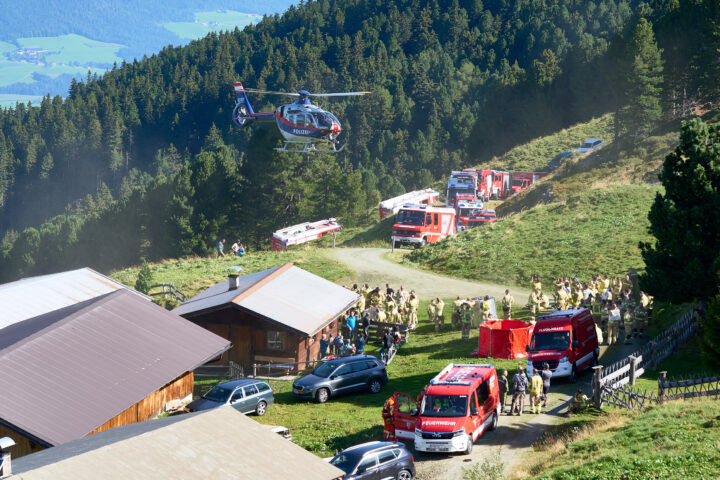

{"left": 232, "top": 82, "right": 274, "bottom": 127}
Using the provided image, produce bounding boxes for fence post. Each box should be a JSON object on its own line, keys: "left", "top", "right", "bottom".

{"left": 658, "top": 371, "right": 667, "bottom": 404}
{"left": 593, "top": 365, "right": 603, "bottom": 409}
{"left": 252, "top": 363, "right": 257, "bottom": 378}
{"left": 629, "top": 355, "right": 637, "bottom": 386}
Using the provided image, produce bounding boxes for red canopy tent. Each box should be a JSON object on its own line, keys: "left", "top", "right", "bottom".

{"left": 471, "top": 320, "right": 533, "bottom": 359}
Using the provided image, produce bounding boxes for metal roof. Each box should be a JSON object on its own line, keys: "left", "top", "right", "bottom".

{"left": 174, "top": 263, "right": 360, "bottom": 337}
{"left": 0, "top": 290, "right": 231, "bottom": 446}
{"left": 12, "top": 407, "right": 345, "bottom": 480}
{"left": 0, "top": 267, "right": 149, "bottom": 330}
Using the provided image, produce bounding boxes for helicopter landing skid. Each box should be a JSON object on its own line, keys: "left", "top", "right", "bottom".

{"left": 275, "top": 140, "right": 345, "bottom": 153}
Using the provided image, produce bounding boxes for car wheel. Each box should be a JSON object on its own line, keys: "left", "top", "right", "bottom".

{"left": 420, "top": 237, "right": 427, "bottom": 247}
{"left": 315, "top": 388, "right": 330, "bottom": 403}
{"left": 369, "top": 378, "right": 383, "bottom": 394}
{"left": 464, "top": 434, "right": 473, "bottom": 455}
{"left": 397, "top": 468, "right": 413, "bottom": 480}
{"left": 488, "top": 412, "right": 498, "bottom": 431}
{"left": 255, "top": 400, "right": 267, "bottom": 416}
{"left": 568, "top": 365, "right": 577, "bottom": 383}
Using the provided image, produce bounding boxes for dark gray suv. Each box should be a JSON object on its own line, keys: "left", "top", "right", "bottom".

{"left": 329, "top": 441, "right": 415, "bottom": 480}
{"left": 292, "top": 355, "right": 388, "bottom": 403}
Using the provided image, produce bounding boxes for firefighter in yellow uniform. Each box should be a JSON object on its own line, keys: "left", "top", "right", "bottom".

{"left": 602, "top": 275, "right": 610, "bottom": 291}
{"left": 471, "top": 298, "right": 482, "bottom": 328}
{"left": 531, "top": 274, "right": 542, "bottom": 292}
{"left": 387, "top": 304, "right": 401, "bottom": 324}
{"left": 452, "top": 296, "right": 464, "bottom": 330}
{"left": 461, "top": 303, "right": 473, "bottom": 340}
{"left": 502, "top": 290, "right": 514, "bottom": 319}
{"left": 382, "top": 395, "right": 397, "bottom": 441}
{"left": 356, "top": 289, "right": 366, "bottom": 313}
{"left": 539, "top": 293, "right": 551, "bottom": 310}
{"left": 385, "top": 295, "right": 396, "bottom": 313}
{"left": 427, "top": 301, "right": 438, "bottom": 332}
{"left": 611, "top": 277, "right": 622, "bottom": 300}
{"left": 528, "top": 289, "right": 541, "bottom": 316}
{"left": 376, "top": 306, "right": 387, "bottom": 324}
{"left": 481, "top": 296, "right": 492, "bottom": 322}
{"left": 557, "top": 287, "right": 569, "bottom": 311}
{"left": 408, "top": 291, "right": 419, "bottom": 329}
{"left": 529, "top": 372, "right": 544, "bottom": 413}
{"left": 434, "top": 298, "right": 445, "bottom": 332}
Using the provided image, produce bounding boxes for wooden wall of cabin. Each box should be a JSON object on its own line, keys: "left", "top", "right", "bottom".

{"left": 0, "top": 423, "right": 45, "bottom": 459}
{"left": 87, "top": 371, "right": 193, "bottom": 436}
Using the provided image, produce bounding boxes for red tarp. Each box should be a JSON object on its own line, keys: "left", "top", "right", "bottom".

{"left": 473, "top": 320, "right": 533, "bottom": 359}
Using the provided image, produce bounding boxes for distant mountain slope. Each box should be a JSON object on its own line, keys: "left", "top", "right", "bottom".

{"left": 0, "top": 1, "right": 295, "bottom": 59}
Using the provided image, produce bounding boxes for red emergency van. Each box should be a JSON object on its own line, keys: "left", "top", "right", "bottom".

{"left": 455, "top": 200, "right": 484, "bottom": 232}
{"left": 391, "top": 204, "right": 456, "bottom": 247}
{"left": 409, "top": 364, "right": 500, "bottom": 455}
{"left": 525, "top": 309, "right": 600, "bottom": 382}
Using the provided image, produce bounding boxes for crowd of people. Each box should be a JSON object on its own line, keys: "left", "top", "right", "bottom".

{"left": 318, "top": 283, "right": 419, "bottom": 364}
{"left": 525, "top": 273, "right": 654, "bottom": 345}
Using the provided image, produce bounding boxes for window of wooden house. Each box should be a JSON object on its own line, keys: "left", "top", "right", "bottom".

{"left": 267, "top": 331, "right": 286, "bottom": 350}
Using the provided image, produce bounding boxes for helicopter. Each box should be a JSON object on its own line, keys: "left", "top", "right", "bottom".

{"left": 231, "top": 82, "right": 370, "bottom": 153}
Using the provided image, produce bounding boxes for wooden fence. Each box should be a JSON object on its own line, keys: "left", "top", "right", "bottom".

{"left": 149, "top": 283, "right": 187, "bottom": 302}
{"left": 658, "top": 372, "right": 720, "bottom": 402}
{"left": 592, "top": 308, "right": 698, "bottom": 409}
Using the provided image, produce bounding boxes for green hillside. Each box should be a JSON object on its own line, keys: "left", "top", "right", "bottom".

{"left": 526, "top": 399, "right": 720, "bottom": 479}
{"left": 405, "top": 116, "right": 684, "bottom": 285}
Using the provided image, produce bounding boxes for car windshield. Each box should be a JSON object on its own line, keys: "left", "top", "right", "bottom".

{"left": 459, "top": 208, "right": 476, "bottom": 217}
{"left": 512, "top": 179, "right": 526, "bottom": 187}
{"left": 581, "top": 141, "right": 594, "bottom": 149}
{"left": 530, "top": 331, "right": 570, "bottom": 350}
{"left": 330, "top": 452, "right": 361, "bottom": 473}
{"left": 397, "top": 210, "right": 425, "bottom": 226}
{"left": 313, "top": 362, "right": 338, "bottom": 378}
{"left": 421, "top": 394, "right": 468, "bottom": 417}
{"left": 202, "top": 385, "right": 233, "bottom": 403}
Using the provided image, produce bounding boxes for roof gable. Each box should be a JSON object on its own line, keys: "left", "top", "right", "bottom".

{"left": 174, "top": 264, "right": 360, "bottom": 336}
{"left": 0, "top": 267, "right": 150, "bottom": 330}
{"left": 0, "top": 290, "right": 231, "bottom": 446}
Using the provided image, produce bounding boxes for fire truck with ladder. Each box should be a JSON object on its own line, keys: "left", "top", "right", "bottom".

{"left": 391, "top": 204, "right": 455, "bottom": 248}
{"left": 379, "top": 188, "right": 439, "bottom": 219}
{"left": 271, "top": 218, "right": 342, "bottom": 251}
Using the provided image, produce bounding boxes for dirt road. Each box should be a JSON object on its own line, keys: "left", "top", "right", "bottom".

{"left": 332, "top": 248, "right": 526, "bottom": 300}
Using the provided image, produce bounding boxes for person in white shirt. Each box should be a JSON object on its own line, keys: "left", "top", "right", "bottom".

{"left": 607, "top": 303, "right": 621, "bottom": 344}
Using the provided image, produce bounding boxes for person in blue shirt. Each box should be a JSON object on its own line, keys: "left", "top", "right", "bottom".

{"left": 345, "top": 309, "right": 357, "bottom": 340}
{"left": 355, "top": 334, "right": 365, "bottom": 354}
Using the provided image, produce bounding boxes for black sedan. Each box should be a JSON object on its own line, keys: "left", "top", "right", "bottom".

{"left": 329, "top": 441, "right": 415, "bottom": 480}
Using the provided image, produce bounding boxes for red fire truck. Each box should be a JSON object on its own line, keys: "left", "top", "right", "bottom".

{"left": 463, "top": 169, "right": 511, "bottom": 201}
{"left": 455, "top": 200, "right": 484, "bottom": 232}
{"left": 391, "top": 204, "right": 456, "bottom": 248}
{"left": 446, "top": 170, "right": 479, "bottom": 207}
{"left": 378, "top": 188, "right": 439, "bottom": 219}
{"left": 466, "top": 209, "right": 497, "bottom": 228}
{"left": 510, "top": 172, "right": 549, "bottom": 195}
{"left": 271, "top": 218, "right": 342, "bottom": 251}
{"left": 384, "top": 363, "right": 500, "bottom": 455}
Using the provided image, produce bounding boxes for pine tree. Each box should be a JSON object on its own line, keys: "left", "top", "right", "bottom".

{"left": 617, "top": 18, "right": 664, "bottom": 142}
{"left": 639, "top": 118, "right": 720, "bottom": 302}
{"left": 135, "top": 259, "right": 154, "bottom": 294}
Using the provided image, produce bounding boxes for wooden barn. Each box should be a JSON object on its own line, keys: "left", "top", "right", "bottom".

{"left": 0, "top": 289, "right": 231, "bottom": 460}
{"left": 174, "top": 263, "right": 360, "bottom": 372}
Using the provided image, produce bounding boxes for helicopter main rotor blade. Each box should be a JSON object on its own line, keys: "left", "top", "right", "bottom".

{"left": 243, "top": 88, "right": 300, "bottom": 96}
{"left": 309, "top": 92, "right": 372, "bottom": 97}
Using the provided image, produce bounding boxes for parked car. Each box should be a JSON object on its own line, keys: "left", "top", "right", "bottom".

{"left": 577, "top": 138, "right": 604, "bottom": 153}
{"left": 546, "top": 151, "right": 574, "bottom": 171}
{"left": 186, "top": 378, "right": 274, "bottom": 415}
{"left": 292, "top": 355, "right": 388, "bottom": 403}
{"left": 329, "top": 441, "right": 415, "bottom": 480}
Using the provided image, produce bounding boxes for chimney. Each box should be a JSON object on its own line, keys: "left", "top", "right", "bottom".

{"left": 228, "top": 274, "right": 240, "bottom": 291}
{"left": 0, "top": 437, "right": 15, "bottom": 478}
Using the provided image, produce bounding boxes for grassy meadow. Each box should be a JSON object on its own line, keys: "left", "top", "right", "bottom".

{"left": 162, "top": 10, "right": 260, "bottom": 39}
{"left": 522, "top": 399, "right": 720, "bottom": 479}
{"left": 109, "top": 248, "right": 354, "bottom": 308}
